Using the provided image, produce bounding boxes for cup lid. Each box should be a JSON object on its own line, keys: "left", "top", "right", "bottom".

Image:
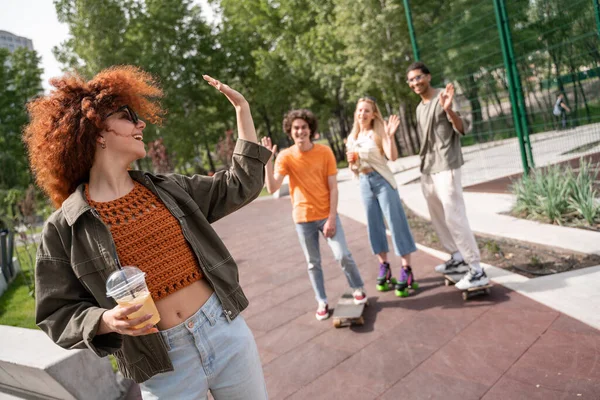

{"left": 105, "top": 266, "right": 146, "bottom": 298}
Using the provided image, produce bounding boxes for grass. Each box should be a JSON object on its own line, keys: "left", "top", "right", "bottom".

{"left": 337, "top": 159, "right": 349, "bottom": 169}
{"left": 0, "top": 242, "right": 37, "bottom": 329}
{"left": 484, "top": 240, "right": 501, "bottom": 255}
{"left": 0, "top": 273, "right": 37, "bottom": 329}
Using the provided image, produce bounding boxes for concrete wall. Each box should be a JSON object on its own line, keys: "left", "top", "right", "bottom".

{"left": 0, "top": 326, "right": 128, "bottom": 400}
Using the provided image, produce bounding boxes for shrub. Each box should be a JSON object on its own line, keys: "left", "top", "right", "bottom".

{"left": 511, "top": 158, "right": 599, "bottom": 226}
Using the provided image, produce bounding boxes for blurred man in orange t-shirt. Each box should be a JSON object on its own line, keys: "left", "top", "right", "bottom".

{"left": 262, "top": 109, "right": 367, "bottom": 321}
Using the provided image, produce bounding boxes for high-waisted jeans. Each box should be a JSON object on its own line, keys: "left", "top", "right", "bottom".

{"left": 139, "top": 293, "right": 267, "bottom": 400}
{"left": 359, "top": 171, "right": 416, "bottom": 256}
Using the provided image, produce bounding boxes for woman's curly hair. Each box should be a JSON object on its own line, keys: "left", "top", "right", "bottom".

{"left": 23, "top": 65, "right": 164, "bottom": 208}
{"left": 282, "top": 109, "right": 318, "bottom": 140}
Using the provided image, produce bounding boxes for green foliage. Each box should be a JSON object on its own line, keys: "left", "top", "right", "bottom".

{"left": 0, "top": 188, "right": 24, "bottom": 229}
{"left": 54, "top": 0, "right": 224, "bottom": 171}
{"left": 0, "top": 274, "right": 37, "bottom": 329}
{"left": 567, "top": 159, "right": 600, "bottom": 225}
{"left": 337, "top": 159, "right": 349, "bottom": 169}
{"left": 49, "top": 0, "right": 600, "bottom": 171}
{"left": 484, "top": 240, "right": 501, "bottom": 254}
{"left": 0, "top": 243, "right": 37, "bottom": 329}
{"left": 511, "top": 158, "right": 600, "bottom": 225}
{"left": 0, "top": 48, "right": 43, "bottom": 192}
{"left": 512, "top": 164, "right": 571, "bottom": 224}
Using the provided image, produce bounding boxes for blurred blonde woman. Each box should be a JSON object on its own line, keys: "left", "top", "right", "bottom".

{"left": 346, "top": 97, "right": 418, "bottom": 297}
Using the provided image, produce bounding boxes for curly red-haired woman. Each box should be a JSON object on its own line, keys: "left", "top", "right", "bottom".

{"left": 24, "top": 66, "right": 270, "bottom": 399}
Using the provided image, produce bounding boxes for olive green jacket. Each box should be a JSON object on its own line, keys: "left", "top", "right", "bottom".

{"left": 35, "top": 139, "right": 271, "bottom": 383}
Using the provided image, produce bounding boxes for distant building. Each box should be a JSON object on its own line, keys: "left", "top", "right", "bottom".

{"left": 0, "top": 30, "right": 34, "bottom": 53}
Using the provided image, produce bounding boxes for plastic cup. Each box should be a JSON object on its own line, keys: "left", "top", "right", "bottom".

{"left": 105, "top": 266, "right": 160, "bottom": 329}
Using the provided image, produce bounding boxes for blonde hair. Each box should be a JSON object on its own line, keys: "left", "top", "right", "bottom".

{"left": 349, "top": 98, "right": 385, "bottom": 153}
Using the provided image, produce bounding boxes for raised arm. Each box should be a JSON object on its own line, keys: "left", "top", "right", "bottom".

{"left": 382, "top": 114, "right": 400, "bottom": 161}
{"left": 167, "top": 76, "right": 271, "bottom": 223}
{"left": 203, "top": 75, "right": 258, "bottom": 144}
{"left": 439, "top": 83, "right": 465, "bottom": 134}
{"left": 261, "top": 136, "right": 285, "bottom": 194}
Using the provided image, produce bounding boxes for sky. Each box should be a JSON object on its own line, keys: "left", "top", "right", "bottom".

{"left": 1, "top": 0, "right": 70, "bottom": 90}
{"left": 0, "top": 0, "right": 215, "bottom": 91}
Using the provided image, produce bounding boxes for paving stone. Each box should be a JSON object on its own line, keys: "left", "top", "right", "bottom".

{"left": 209, "top": 197, "right": 600, "bottom": 400}
{"left": 381, "top": 370, "right": 488, "bottom": 400}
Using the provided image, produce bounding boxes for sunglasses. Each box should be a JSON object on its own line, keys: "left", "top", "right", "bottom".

{"left": 406, "top": 74, "right": 426, "bottom": 84}
{"left": 106, "top": 105, "right": 139, "bottom": 125}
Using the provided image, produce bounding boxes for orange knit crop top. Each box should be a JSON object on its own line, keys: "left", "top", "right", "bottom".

{"left": 86, "top": 181, "right": 202, "bottom": 300}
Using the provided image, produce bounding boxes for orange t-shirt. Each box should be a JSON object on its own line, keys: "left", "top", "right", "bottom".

{"left": 275, "top": 144, "right": 338, "bottom": 223}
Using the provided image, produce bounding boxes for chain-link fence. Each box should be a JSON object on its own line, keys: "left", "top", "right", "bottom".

{"left": 404, "top": 0, "right": 600, "bottom": 190}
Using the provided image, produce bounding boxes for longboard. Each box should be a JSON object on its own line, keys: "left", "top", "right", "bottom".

{"left": 332, "top": 291, "right": 367, "bottom": 328}
{"left": 444, "top": 272, "right": 493, "bottom": 301}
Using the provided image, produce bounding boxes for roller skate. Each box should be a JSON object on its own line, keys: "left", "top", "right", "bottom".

{"left": 395, "top": 266, "right": 419, "bottom": 297}
{"left": 376, "top": 262, "right": 397, "bottom": 292}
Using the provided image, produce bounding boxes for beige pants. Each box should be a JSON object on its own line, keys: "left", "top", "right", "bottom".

{"left": 421, "top": 168, "right": 480, "bottom": 264}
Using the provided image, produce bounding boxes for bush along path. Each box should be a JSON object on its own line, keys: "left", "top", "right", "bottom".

{"left": 511, "top": 157, "right": 600, "bottom": 230}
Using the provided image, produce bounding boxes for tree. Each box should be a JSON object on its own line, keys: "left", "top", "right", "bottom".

{"left": 0, "top": 48, "right": 43, "bottom": 192}
{"left": 54, "top": 0, "right": 224, "bottom": 172}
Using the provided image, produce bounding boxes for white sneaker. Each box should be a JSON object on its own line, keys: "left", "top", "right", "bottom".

{"left": 315, "top": 302, "right": 330, "bottom": 321}
{"left": 434, "top": 257, "right": 469, "bottom": 274}
{"left": 352, "top": 288, "right": 368, "bottom": 305}
{"left": 455, "top": 270, "right": 490, "bottom": 290}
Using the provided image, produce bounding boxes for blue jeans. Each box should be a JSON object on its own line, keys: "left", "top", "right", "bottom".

{"left": 359, "top": 171, "right": 417, "bottom": 256}
{"left": 139, "top": 293, "right": 267, "bottom": 400}
{"left": 295, "top": 215, "right": 365, "bottom": 304}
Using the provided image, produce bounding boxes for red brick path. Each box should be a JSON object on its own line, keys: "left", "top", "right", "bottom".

{"left": 126, "top": 196, "right": 600, "bottom": 400}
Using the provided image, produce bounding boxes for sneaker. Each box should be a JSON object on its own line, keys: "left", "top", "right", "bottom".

{"left": 434, "top": 257, "right": 469, "bottom": 274}
{"left": 316, "top": 302, "right": 330, "bottom": 321}
{"left": 353, "top": 288, "right": 368, "bottom": 305}
{"left": 455, "top": 269, "right": 490, "bottom": 290}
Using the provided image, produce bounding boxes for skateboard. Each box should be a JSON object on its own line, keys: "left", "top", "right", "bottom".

{"left": 332, "top": 291, "right": 368, "bottom": 328}
{"left": 444, "top": 272, "right": 493, "bottom": 301}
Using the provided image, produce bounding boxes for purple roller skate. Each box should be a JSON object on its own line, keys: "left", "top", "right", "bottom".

{"left": 395, "top": 266, "right": 419, "bottom": 297}
{"left": 376, "top": 262, "right": 397, "bottom": 292}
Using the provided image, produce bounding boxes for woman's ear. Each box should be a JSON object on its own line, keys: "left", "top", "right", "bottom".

{"left": 97, "top": 135, "right": 106, "bottom": 149}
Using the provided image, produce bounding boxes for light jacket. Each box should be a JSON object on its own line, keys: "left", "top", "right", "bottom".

{"left": 35, "top": 139, "right": 271, "bottom": 383}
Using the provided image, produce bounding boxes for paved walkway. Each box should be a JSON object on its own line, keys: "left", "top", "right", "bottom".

{"left": 338, "top": 166, "right": 600, "bottom": 335}
{"left": 222, "top": 199, "right": 600, "bottom": 399}
{"left": 124, "top": 128, "right": 600, "bottom": 399}
{"left": 122, "top": 197, "right": 600, "bottom": 399}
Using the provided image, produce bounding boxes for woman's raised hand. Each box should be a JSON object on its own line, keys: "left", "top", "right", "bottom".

{"left": 203, "top": 75, "right": 248, "bottom": 109}
{"left": 385, "top": 114, "right": 400, "bottom": 138}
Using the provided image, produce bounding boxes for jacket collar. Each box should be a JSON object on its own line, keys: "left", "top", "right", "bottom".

{"left": 61, "top": 170, "right": 165, "bottom": 226}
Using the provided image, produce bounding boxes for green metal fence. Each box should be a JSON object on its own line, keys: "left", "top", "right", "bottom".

{"left": 403, "top": 0, "right": 600, "bottom": 189}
